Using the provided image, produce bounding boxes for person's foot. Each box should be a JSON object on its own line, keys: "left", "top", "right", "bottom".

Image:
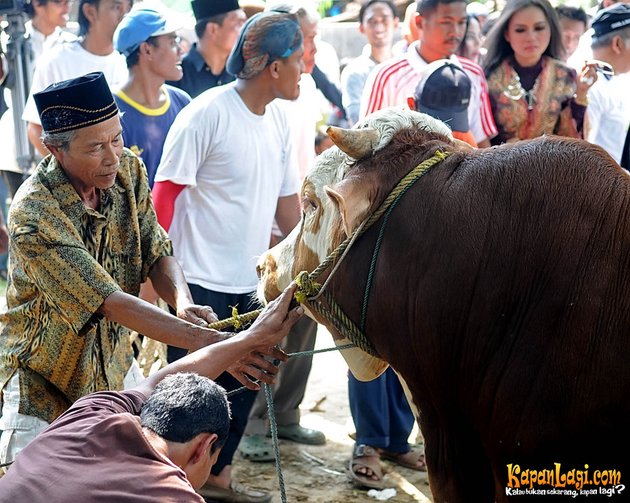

{"left": 197, "top": 481, "right": 272, "bottom": 503}
{"left": 379, "top": 445, "right": 427, "bottom": 471}
{"left": 347, "top": 444, "right": 384, "bottom": 489}
{"left": 274, "top": 423, "right": 326, "bottom": 445}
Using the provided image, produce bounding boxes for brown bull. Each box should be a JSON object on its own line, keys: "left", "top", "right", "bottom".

{"left": 257, "top": 108, "right": 629, "bottom": 502}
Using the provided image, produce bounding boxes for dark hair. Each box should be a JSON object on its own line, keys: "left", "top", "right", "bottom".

{"left": 416, "top": 0, "right": 467, "bottom": 17}
{"left": 483, "top": 0, "right": 563, "bottom": 75}
{"left": 359, "top": 0, "right": 398, "bottom": 24}
{"left": 195, "top": 12, "right": 229, "bottom": 39}
{"left": 140, "top": 373, "right": 231, "bottom": 449}
{"left": 125, "top": 36, "right": 159, "bottom": 68}
{"left": 24, "top": 0, "right": 45, "bottom": 18}
{"left": 555, "top": 5, "right": 588, "bottom": 27}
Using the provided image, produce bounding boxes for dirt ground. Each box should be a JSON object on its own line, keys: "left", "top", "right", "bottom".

{"left": 229, "top": 326, "right": 434, "bottom": 503}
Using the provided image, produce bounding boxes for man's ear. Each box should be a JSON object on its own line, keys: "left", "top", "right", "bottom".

{"left": 268, "top": 60, "right": 281, "bottom": 80}
{"left": 415, "top": 13, "right": 424, "bottom": 30}
{"left": 613, "top": 34, "right": 626, "bottom": 55}
{"left": 82, "top": 1, "right": 97, "bottom": 26}
{"left": 190, "top": 433, "right": 218, "bottom": 464}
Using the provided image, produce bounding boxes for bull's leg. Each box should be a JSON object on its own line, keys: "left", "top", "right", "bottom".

{"left": 421, "top": 413, "right": 495, "bottom": 503}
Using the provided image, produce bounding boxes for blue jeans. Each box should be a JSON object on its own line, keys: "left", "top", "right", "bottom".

{"left": 167, "top": 283, "right": 261, "bottom": 475}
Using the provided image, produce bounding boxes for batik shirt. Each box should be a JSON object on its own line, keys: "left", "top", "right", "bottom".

{"left": 0, "top": 149, "right": 173, "bottom": 423}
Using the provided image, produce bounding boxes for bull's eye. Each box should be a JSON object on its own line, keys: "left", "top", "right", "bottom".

{"left": 302, "top": 198, "right": 318, "bottom": 215}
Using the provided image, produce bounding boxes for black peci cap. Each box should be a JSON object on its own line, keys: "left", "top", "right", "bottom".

{"left": 34, "top": 72, "right": 118, "bottom": 134}
{"left": 191, "top": 0, "right": 240, "bottom": 21}
{"left": 591, "top": 3, "right": 630, "bottom": 41}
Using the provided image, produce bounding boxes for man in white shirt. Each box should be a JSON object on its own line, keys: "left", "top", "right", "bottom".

{"left": 341, "top": 0, "right": 399, "bottom": 126}
{"left": 22, "top": 0, "right": 130, "bottom": 156}
{"left": 585, "top": 4, "right": 630, "bottom": 164}
{"left": 152, "top": 12, "right": 303, "bottom": 503}
{"left": 25, "top": 0, "right": 76, "bottom": 66}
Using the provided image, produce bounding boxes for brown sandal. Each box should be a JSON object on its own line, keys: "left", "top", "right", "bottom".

{"left": 379, "top": 445, "right": 427, "bottom": 471}
{"left": 347, "top": 444, "right": 385, "bottom": 489}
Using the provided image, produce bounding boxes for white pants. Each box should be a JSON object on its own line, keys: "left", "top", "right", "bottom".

{"left": 0, "top": 360, "right": 144, "bottom": 470}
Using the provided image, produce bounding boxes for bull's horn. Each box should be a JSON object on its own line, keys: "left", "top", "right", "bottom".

{"left": 326, "top": 126, "right": 379, "bottom": 159}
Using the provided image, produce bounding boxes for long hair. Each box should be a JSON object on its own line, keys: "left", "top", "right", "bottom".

{"left": 482, "top": 0, "right": 563, "bottom": 75}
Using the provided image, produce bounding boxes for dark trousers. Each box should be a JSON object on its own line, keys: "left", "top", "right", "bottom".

{"left": 348, "top": 367, "right": 415, "bottom": 453}
{"left": 167, "top": 283, "right": 260, "bottom": 475}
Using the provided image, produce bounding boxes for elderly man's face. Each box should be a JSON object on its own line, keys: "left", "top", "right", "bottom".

{"left": 50, "top": 115, "right": 124, "bottom": 193}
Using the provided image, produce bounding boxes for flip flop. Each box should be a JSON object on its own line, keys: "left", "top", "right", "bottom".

{"left": 379, "top": 445, "right": 427, "bottom": 471}
{"left": 237, "top": 434, "right": 275, "bottom": 462}
{"left": 347, "top": 444, "right": 385, "bottom": 489}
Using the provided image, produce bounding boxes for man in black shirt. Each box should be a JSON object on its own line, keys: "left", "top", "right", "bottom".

{"left": 167, "top": 0, "right": 246, "bottom": 97}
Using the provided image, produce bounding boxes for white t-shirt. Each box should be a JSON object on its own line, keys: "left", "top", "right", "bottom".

{"left": 586, "top": 73, "right": 630, "bottom": 164}
{"left": 25, "top": 22, "right": 77, "bottom": 68}
{"left": 22, "top": 40, "right": 128, "bottom": 124}
{"left": 154, "top": 84, "right": 300, "bottom": 293}
{"left": 276, "top": 73, "right": 321, "bottom": 181}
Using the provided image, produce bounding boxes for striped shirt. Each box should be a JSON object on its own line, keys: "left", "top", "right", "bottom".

{"left": 360, "top": 41, "right": 497, "bottom": 143}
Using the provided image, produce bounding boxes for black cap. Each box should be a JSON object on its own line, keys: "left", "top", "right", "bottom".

{"left": 413, "top": 60, "right": 471, "bottom": 133}
{"left": 591, "top": 3, "right": 630, "bottom": 41}
{"left": 191, "top": 0, "right": 240, "bottom": 21}
{"left": 34, "top": 72, "right": 118, "bottom": 134}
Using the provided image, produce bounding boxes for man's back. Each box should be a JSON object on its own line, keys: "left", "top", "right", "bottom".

{"left": 0, "top": 390, "right": 204, "bottom": 502}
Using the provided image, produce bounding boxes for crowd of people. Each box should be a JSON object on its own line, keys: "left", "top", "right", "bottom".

{"left": 1, "top": 0, "right": 630, "bottom": 501}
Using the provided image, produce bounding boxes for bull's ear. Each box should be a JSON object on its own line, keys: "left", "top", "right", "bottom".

{"left": 325, "top": 178, "right": 372, "bottom": 237}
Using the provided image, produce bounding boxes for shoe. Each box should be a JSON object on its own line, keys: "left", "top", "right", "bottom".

{"left": 197, "top": 481, "right": 272, "bottom": 503}
{"left": 238, "top": 434, "right": 275, "bottom": 462}
{"left": 274, "top": 423, "right": 326, "bottom": 445}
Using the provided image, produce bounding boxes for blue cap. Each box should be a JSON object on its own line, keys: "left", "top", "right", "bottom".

{"left": 114, "top": 8, "right": 181, "bottom": 57}
{"left": 226, "top": 11, "right": 302, "bottom": 79}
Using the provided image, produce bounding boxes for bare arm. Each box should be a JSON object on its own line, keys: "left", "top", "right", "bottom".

{"left": 98, "top": 290, "right": 223, "bottom": 351}
{"left": 27, "top": 122, "right": 48, "bottom": 157}
{"left": 275, "top": 194, "right": 300, "bottom": 238}
{"left": 133, "top": 284, "right": 303, "bottom": 397}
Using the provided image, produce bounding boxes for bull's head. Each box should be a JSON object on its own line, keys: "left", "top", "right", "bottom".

{"left": 257, "top": 107, "right": 453, "bottom": 380}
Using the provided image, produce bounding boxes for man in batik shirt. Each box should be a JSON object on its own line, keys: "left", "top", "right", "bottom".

{"left": 0, "top": 72, "right": 278, "bottom": 468}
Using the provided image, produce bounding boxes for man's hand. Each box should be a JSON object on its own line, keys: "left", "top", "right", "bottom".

{"left": 177, "top": 303, "right": 219, "bottom": 327}
{"left": 227, "top": 283, "right": 303, "bottom": 389}
{"left": 226, "top": 346, "right": 287, "bottom": 390}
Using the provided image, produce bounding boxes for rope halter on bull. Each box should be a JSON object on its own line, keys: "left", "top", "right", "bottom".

{"left": 293, "top": 149, "right": 451, "bottom": 357}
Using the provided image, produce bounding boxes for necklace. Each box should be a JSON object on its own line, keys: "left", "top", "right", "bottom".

{"left": 503, "top": 73, "right": 536, "bottom": 110}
